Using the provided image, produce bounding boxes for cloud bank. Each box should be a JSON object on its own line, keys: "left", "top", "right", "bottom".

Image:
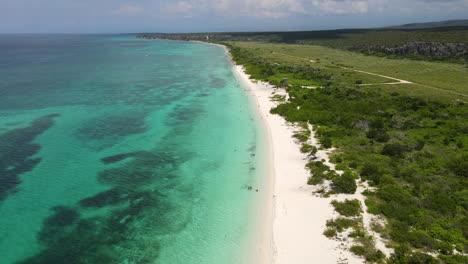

{"left": 0, "top": 0, "right": 467, "bottom": 33}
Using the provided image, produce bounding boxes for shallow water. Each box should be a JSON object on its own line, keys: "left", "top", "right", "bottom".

{"left": 0, "top": 35, "right": 262, "bottom": 264}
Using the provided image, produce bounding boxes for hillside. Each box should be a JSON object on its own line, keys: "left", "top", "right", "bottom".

{"left": 394, "top": 19, "right": 468, "bottom": 29}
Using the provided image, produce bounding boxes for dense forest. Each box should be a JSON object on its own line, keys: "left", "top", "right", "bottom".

{"left": 226, "top": 43, "right": 468, "bottom": 263}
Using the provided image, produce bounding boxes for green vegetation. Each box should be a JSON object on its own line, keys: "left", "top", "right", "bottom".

{"left": 226, "top": 41, "right": 468, "bottom": 263}
{"left": 323, "top": 227, "right": 337, "bottom": 238}
{"left": 228, "top": 42, "right": 468, "bottom": 102}
{"left": 326, "top": 217, "right": 360, "bottom": 232}
{"left": 332, "top": 199, "right": 362, "bottom": 217}
{"left": 306, "top": 161, "right": 336, "bottom": 185}
{"left": 300, "top": 143, "right": 318, "bottom": 158}
{"left": 270, "top": 94, "right": 286, "bottom": 102}
{"left": 332, "top": 171, "right": 358, "bottom": 194}
{"left": 326, "top": 217, "right": 386, "bottom": 262}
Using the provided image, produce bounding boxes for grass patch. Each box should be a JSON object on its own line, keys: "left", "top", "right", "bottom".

{"left": 230, "top": 42, "right": 467, "bottom": 103}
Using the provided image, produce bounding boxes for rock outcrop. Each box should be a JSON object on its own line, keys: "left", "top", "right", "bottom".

{"left": 370, "top": 42, "right": 467, "bottom": 58}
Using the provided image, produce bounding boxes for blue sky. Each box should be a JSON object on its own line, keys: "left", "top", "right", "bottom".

{"left": 1, "top": 0, "right": 467, "bottom": 33}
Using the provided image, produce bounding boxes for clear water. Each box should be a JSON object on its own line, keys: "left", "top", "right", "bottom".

{"left": 0, "top": 35, "right": 263, "bottom": 264}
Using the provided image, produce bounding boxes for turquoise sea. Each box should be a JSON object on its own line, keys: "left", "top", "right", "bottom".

{"left": 0, "top": 35, "right": 264, "bottom": 264}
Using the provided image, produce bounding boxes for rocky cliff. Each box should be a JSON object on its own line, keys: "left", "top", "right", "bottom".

{"left": 370, "top": 42, "right": 467, "bottom": 59}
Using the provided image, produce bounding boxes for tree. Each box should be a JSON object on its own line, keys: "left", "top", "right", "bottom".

{"left": 310, "top": 146, "right": 318, "bottom": 158}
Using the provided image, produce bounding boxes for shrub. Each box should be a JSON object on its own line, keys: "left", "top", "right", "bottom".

{"left": 366, "top": 250, "right": 385, "bottom": 262}
{"left": 407, "top": 252, "right": 438, "bottom": 264}
{"left": 323, "top": 228, "right": 337, "bottom": 238}
{"left": 351, "top": 244, "right": 385, "bottom": 262}
{"left": 335, "top": 163, "right": 348, "bottom": 171}
{"left": 334, "top": 155, "right": 343, "bottom": 163}
{"left": 360, "top": 163, "right": 381, "bottom": 181}
{"left": 382, "top": 143, "right": 407, "bottom": 158}
{"left": 321, "top": 137, "right": 332, "bottom": 148}
{"left": 440, "top": 255, "right": 468, "bottom": 264}
{"left": 306, "top": 161, "right": 332, "bottom": 185}
{"left": 349, "top": 229, "right": 366, "bottom": 238}
{"left": 326, "top": 218, "right": 359, "bottom": 232}
{"left": 350, "top": 245, "right": 366, "bottom": 256}
{"left": 332, "top": 199, "right": 362, "bottom": 217}
{"left": 293, "top": 132, "right": 309, "bottom": 142}
{"left": 300, "top": 143, "right": 314, "bottom": 153}
{"left": 367, "top": 129, "right": 390, "bottom": 142}
{"left": 332, "top": 171, "right": 357, "bottom": 194}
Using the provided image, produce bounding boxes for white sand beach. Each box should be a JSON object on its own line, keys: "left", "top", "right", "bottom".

{"left": 232, "top": 65, "right": 366, "bottom": 264}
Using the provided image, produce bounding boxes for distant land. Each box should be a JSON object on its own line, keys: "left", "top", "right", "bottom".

{"left": 391, "top": 19, "right": 468, "bottom": 29}
{"left": 137, "top": 20, "right": 468, "bottom": 64}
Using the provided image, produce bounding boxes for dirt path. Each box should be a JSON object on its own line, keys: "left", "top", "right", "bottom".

{"left": 341, "top": 67, "right": 412, "bottom": 85}
{"left": 348, "top": 67, "right": 468, "bottom": 98}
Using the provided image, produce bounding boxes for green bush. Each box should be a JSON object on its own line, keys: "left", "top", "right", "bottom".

{"left": 321, "top": 137, "right": 332, "bottom": 148}
{"left": 439, "top": 254, "right": 468, "bottom": 264}
{"left": 335, "top": 163, "right": 348, "bottom": 171}
{"left": 293, "top": 132, "right": 309, "bottom": 142}
{"left": 350, "top": 245, "right": 366, "bottom": 256}
{"left": 332, "top": 171, "right": 357, "bottom": 194}
{"left": 300, "top": 143, "right": 314, "bottom": 153}
{"left": 326, "top": 218, "right": 359, "bottom": 232}
{"left": 349, "top": 228, "right": 366, "bottom": 238}
{"left": 332, "top": 199, "right": 362, "bottom": 217}
{"left": 382, "top": 143, "right": 407, "bottom": 158}
{"left": 366, "top": 250, "right": 385, "bottom": 262}
{"left": 323, "top": 228, "right": 337, "bottom": 238}
{"left": 306, "top": 161, "right": 333, "bottom": 185}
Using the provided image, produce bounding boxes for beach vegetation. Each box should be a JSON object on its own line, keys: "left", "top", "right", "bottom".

{"left": 332, "top": 199, "right": 362, "bottom": 217}
{"left": 300, "top": 143, "right": 314, "bottom": 153}
{"left": 326, "top": 217, "right": 360, "bottom": 233}
{"left": 350, "top": 245, "right": 366, "bottom": 256}
{"left": 293, "top": 132, "right": 310, "bottom": 142}
{"left": 323, "top": 227, "right": 338, "bottom": 238}
{"left": 332, "top": 171, "right": 358, "bottom": 194}
{"left": 306, "top": 161, "right": 335, "bottom": 185}
{"left": 270, "top": 94, "right": 286, "bottom": 102}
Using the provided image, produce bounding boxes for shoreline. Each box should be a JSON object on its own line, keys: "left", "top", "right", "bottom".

{"left": 213, "top": 41, "right": 276, "bottom": 264}
{"left": 231, "top": 65, "right": 364, "bottom": 264}
{"left": 179, "top": 39, "right": 378, "bottom": 263}
{"left": 168, "top": 39, "right": 371, "bottom": 263}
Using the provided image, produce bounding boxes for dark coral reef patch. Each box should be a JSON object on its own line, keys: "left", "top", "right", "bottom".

{"left": 0, "top": 114, "right": 59, "bottom": 202}
{"left": 18, "top": 146, "right": 193, "bottom": 264}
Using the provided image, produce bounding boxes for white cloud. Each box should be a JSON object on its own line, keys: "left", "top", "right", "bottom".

{"left": 134, "top": 0, "right": 468, "bottom": 20}
{"left": 162, "top": 1, "right": 194, "bottom": 17}
{"left": 311, "top": 0, "right": 369, "bottom": 15}
{"left": 112, "top": 4, "right": 143, "bottom": 16}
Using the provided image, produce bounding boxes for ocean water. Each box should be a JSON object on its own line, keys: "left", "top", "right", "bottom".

{"left": 0, "top": 35, "right": 263, "bottom": 264}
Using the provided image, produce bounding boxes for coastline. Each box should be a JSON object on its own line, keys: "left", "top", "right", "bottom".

{"left": 212, "top": 41, "right": 276, "bottom": 264}
{"left": 231, "top": 64, "right": 365, "bottom": 264}
{"left": 193, "top": 40, "right": 376, "bottom": 263}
